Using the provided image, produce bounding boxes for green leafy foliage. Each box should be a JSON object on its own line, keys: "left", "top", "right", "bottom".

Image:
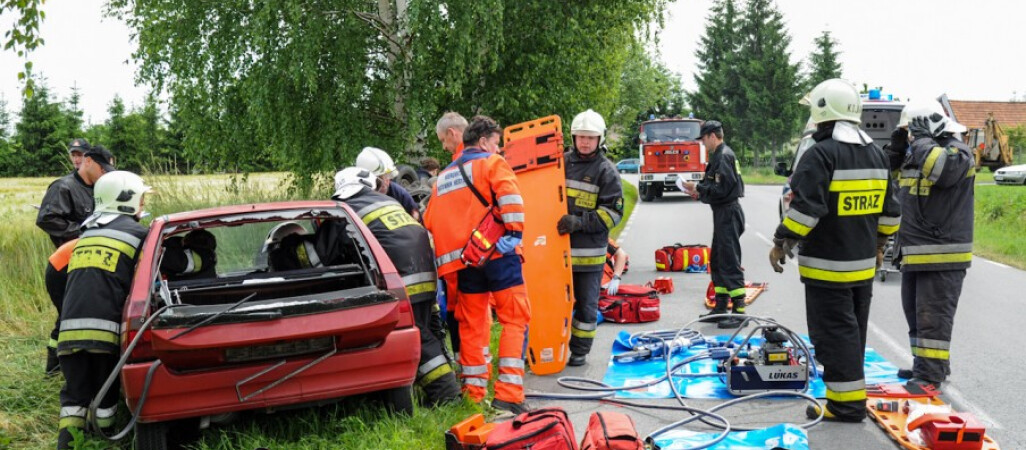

{"left": 108, "top": 1, "right": 671, "bottom": 189}
{"left": 1, "top": 0, "right": 46, "bottom": 97}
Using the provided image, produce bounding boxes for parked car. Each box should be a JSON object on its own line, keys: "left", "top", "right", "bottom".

{"left": 616, "top": 158, "right": 640, "bottom": 173}
{"left": 121, "top": 201, "right": 420, "bottom": 450}
{"left": 994, "top": 164, "right": 1026, "bottom": 185}
{"left": 775, "top": 99, "right": 905, "bottom": 220}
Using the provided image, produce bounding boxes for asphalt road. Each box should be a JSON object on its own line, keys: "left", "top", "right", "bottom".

{"left": 525, "top": 174, "right": 1026, "bottom": 449}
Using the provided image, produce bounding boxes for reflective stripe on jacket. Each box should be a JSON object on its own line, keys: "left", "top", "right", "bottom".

{"left": 895, "top": 135, "right": 974, "bottom": 271}
{"left": 565, "top": 149, "right": 623, "bottom": 272}
{"left": 59, "top": 215, "right": 148, "bottom": 355}
{"left": 425, "top": 148, "right": 525, "bottom": 277}
{"left": 344, "top": 189, "right": 438, "bottom": 303}
{"left": 775, "top": 123, "right": 901, "bottom": 288}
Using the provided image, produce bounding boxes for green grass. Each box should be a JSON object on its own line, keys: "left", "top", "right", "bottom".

{"left": 739, "top": 166, "right": 784, "bottom": 185}
{"left": 610, "top": 179, "right": 638, "bottom": 240}
{"left": 974, "top": 185, "right": 1026, "bottom": 269}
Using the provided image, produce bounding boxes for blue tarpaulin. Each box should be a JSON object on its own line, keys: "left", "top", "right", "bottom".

{"left": 651, "top": 423, "right": 809, "bottom": 450}
{"left": 602, "top": 331, "right": 903, "bottom": 399}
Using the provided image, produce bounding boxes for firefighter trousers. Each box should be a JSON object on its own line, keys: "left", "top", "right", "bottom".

{"left": 57, "top": 351, "right": 119, "bottom": 449}
{"left": 901, "top": 269, "right": 965, "bottom": 383}
{"left": 412, "top": 301, "right": 461, "bottom": 406}
{"left": 45, "top": 264, "right": 64, "bottom": 352}
{"left": 710, "top": 202, "right": 745, "bottom": 303}
{"left": 455, "top": 255, "right": 531, "bottom": 404}
{"left": 806, "top": 284, "right": 871, "bottom": 421}
{"left": 570, "top": 270, "right": 603, "bottom": 356}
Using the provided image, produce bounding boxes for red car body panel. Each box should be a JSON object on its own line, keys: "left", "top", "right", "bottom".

{"left": 120, "top": 201, "right": 419, "bottom": 424}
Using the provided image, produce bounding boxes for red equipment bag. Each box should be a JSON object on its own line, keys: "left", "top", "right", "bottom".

{"left": 598, "top": 285, "right": 660, "bottom": 323}
{"left": 580, "top": 411, "right": 644, "bottom": 450}
{"left": 654, "top": 247, "right": 671, "bottom": 272}
{"left": 655, "top": 243, "right": 710, "bottom": 273}
{"left": 648, "top": 277, "right": 674, "bottom": 294}
{"left": 485, "top": 407, "right": 578, "bottom": 450}
{"left": 461, "top": 208, "right": 505, "bottom": 268}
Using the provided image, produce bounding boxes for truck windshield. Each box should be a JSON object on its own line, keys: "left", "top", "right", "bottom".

{"left": 642, "top": 121, "right": 701, "bottom": 143}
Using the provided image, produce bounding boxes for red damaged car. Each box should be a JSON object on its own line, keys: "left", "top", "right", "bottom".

{"left": 120, "top": 201, "right": 420, "bottom": 449}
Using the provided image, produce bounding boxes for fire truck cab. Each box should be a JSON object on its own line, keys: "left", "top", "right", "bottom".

{"left": 637, "top": 118, "right": 707, "bottom": 201}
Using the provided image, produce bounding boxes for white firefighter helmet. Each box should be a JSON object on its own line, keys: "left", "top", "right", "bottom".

{"left": 333, "top": 167, "right": 377, "bottom": 200}
{"left": 571, "top": 109, "right": 607, "bottom": 145}
{"left": 355, "top": 147, "right": 398, "bottom": 179}
{"left": 801, "top": 78, "right": 862, "bottom": 125}
{"left": 264, "top": 221, "right": 307, "bottom": 247}
{"left": 897, "top": 100, "right": 967, "bottom": 134}
{"left": 92, "top": 171, "right": 152, "bottom": 217}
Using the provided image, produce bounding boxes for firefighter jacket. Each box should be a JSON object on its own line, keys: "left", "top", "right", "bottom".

{"left": 565, "top": 148, "right": 624, "bottom": 272}
{"left": 36, "top": 172, "right": 94, "bottom": 247}
{"left": 424, "top": 147, "right": 525, "bottom": 277}
{"left": 339, "top": 188, "right": 438, "bottom": 304}
{"left": 895, "top": 135, "right": 974, "bottom": 271}
{"left": 697, "top": 143, "right": 744, "bottom": 206}
{"left": 160, "top": 236, "right": 218, "bottom": 281}
{"left": 58, "top": 214, "right": 148, "bottom": 355}
{"left": 775, "top": 122, "right": 901, "bottom": 288}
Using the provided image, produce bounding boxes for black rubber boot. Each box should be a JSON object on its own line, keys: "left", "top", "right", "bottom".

{"left": 45, "top": 347, "right": 61, "bottom": 376}
{"left": 699, "top": 296, "right": 729, "bottom": 323}
{"left": 568, "top": 353, "right": 587, "bottom": 367}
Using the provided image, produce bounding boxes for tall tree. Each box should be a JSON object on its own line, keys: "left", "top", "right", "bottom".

{"left": 807, "top": 30, "right": 842, "bottom": 89}
{"left": 0, "top": 96, "right": 15, "bottom": 175}
{"left": 110, "top": 1, "right": 669, "bottom": 187}
{"left": 12, "top": 82, "right": 72, "bottom": 176}
{"left": 688, "top": 0, "right": 741, "bottom": 128}
{"left": 735, "top": 0, "right": 802, "bottom": 167}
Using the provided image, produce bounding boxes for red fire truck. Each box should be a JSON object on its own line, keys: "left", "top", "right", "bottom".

{"left": 637, "top": 118, "right": 707, "bottom": 201}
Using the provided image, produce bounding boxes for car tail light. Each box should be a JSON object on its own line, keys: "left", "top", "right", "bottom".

{"left": 384, "top": 272, "right": 416, "bottom": 329}
{"left": 124, "top": 328, "right": 156, "bottom": 362}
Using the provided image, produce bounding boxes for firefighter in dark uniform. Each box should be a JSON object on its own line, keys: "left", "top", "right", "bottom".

{"left": 558, "top": 109, "right": 624, "bottom": 367}
{"left": 770, "top": 79, "right": 901, "bottom": 422}
{"left": 57, "top": 171, "right": 151, "bottom": 449}
{"left": 159, "top": 229, "right": 219, "bottom": 281}
{"left": 887, "top": 100, "right": 974, "bottom": 389}
{"left": 40, "top": 146, "right": 116, "bottom": 377}
{"left": 680, "top": 120, "right": 746, "bottom": 329}
{"left": 323, "top": 167, "right": 461, "bottom": 406}
{"left": 37, "top": 142, "right": 114, "bottom": 247}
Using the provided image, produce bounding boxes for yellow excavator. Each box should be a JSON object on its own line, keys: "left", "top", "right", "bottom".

{"left": 967, "top": 113, "right": 1014, "bottom": 172}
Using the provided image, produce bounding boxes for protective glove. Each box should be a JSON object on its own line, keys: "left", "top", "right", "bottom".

{"left": 909, "top": 114, "right": 944, "bottom": 140}
{"left": 769, "top": 238, "right": 799, "bottom": 273}
{"left": 606, "top": 276, "right": 621, "bottom": 296}
{"left": 876, "top": 235, "right": 890, "bottom": 269}
{"left": 496, "top": 235, "right": 521, "bottom": 254}
{"left": 557, "top": 214, "right": 582, "bottom": 235}
{"left": 888, "top": 127, "right": 909, "bottom": 154}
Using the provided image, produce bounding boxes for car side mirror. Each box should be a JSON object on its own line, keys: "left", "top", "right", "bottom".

{"left": 774, "top": 161, "right": 791, "bottom": 177}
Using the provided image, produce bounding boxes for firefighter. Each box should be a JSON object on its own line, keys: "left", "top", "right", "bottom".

{"left": 43, "top": 239, "right": 79, "bottom": 376}
{"left": 887, "top": 100, "right": 973, "bottom": 389}
{"left": 680, "top": 120, "right": 747, "bottom": 329}
{"left": 557, "top": 109, "right": 624, "bottom": 366}
{"left": 423, "top": 115, "right": 531, "bottom": 415}
{"left": 355, "top": 147, "right": 421, "bottom": 220}
{"left": 326, "top": 167, "right": 462, "bottom": 406}
{"left": 56, "top": 171, "right": 151, "bottom": 449}
{"left": 769, "top": 79, "right": 900, "bottom": 422}
{"left": 159, "top": 229, "right": 218, "bottom": 281}
{"left": 37, "top": 142, "right": 114, "bottom": 247}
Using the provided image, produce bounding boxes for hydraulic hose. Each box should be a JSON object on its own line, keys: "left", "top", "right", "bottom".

{"left": 525, "top": 315, "right": 825, "bottom": 450}
{"left": 88, "top": 304, "right": 172, "bottom": 441}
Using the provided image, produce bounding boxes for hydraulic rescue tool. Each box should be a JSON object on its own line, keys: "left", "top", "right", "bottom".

{"left": 719, "top": 326, "right": 811, "bottom": 395}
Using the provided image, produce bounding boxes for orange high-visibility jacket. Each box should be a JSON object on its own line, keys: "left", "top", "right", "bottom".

{"left": 425, "top": 148, "right": 525, "bottom": 277}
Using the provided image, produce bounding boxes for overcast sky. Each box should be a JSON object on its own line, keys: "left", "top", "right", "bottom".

{"left": 2, "top": 0, "right": 1025, "bottom": 124}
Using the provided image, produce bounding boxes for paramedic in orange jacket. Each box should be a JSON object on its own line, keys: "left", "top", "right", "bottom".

{"left": 424, "top": 115, "right": 532, "bottom": 415}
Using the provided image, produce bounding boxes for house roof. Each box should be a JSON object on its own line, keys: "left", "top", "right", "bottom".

{"left": 948, "top": 100, "right": 1026, "bottom": 130}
